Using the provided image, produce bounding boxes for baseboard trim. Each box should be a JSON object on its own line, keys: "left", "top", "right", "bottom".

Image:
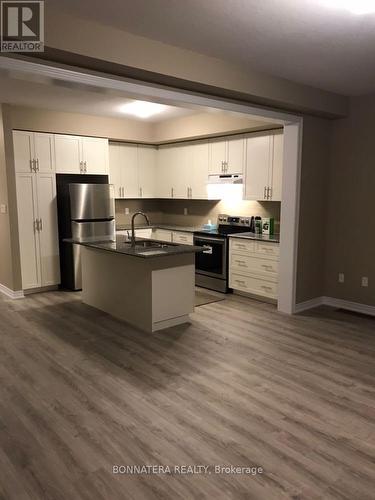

{"left": 0, "top": 283, "right": 24, "bottom": 299}
{"left": 295, "top": 296, "right": 375, "bottom": 317}
{"left": 294, "top": 297, "right": 325, "bottom": 313}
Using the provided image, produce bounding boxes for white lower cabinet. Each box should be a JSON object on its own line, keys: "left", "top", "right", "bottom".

{"left": 229, "top": 238, "right": 279, "bottom": 300}
{"left": 171, "top": 231, "right": 194, "bottom": 245}
{"left": 16, "top": 172, "right": 60, "bottom": 290}
{"left": 152, "top": 229, "right": 173, "bottom": 242}
{"left": 154, "top": 229, "right": 194, "bottom": 245}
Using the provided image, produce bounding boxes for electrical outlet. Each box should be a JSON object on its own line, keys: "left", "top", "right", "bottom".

{"left": 124, "top": 207, "right": 129, "bottom": 215}
{"left": 338, "top": 273, "right": 345, "bottom": 283}
{"left": 184, "top": 207, "right": 188, "bottom": 216}
{"left": 361, "top": 277, "right": 369, "bottom": 287}
{"left": 0, "top": 204, "right": 7, "bottom": 214}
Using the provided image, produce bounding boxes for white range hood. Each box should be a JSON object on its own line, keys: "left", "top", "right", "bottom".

{"left": 208, "top": 173, "right": 243, "bottom": 184}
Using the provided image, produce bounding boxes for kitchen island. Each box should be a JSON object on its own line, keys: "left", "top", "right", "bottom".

{"left": 70, "top": 236, "right": 203, "bottom": 333}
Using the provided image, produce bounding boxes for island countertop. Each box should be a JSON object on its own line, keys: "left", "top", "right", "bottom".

{"left": 65, "top": 236, "right": 203, "bottom": 259}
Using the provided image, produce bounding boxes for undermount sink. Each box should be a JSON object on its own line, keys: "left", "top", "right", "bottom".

{"left": 123, "top": 239, "right": 175, "bottom": 250}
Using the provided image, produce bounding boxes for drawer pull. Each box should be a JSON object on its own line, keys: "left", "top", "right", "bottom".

{"left": 261, "top": 285, "right": 273, "bottom": 291}
{"left": 235, "top": 280, "right": 246, "bottom": 286}
{"left": 261, "top": 264, "right": 274, "bottom": 270}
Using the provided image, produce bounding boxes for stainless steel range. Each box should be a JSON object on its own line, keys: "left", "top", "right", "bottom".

{"left": 194, "top": 214, "right": 255, "bottom": 293}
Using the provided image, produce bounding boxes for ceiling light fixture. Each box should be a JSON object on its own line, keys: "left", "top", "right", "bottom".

{"left": 319, "top": 0, "right": 375, "bottom": 15}
{"left": 119, "top": 100, "right": 167, "bottom": 119}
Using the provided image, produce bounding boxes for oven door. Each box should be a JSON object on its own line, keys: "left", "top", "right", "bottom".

{"left": 194, "top": 235, "right": 227, "bottom": 280}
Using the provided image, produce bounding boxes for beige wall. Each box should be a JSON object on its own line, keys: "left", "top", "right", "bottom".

{"left": 325, "top": 95, "right": 375, "bottom": 306}
{"left": 296, "top": 116, "right": 332, "bottom": 303}
{"left": 0, "top": 106, "right": 15, "bottom": 290}
{"left": 42, "top": 11, "right": 347, "bottom": 118}
{"left": 152, "top": 112, "right": 276, "bottom": 143}
{"left": 8, "top": 105, "right": 153, "bottom": 143}
{"left": 7, "top": 105, "right": 276, "bottom": 144}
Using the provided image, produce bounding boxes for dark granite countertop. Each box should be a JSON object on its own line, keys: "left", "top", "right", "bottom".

{"left": 64, "top": 236, "right": 203, "bottom": 259}
{"left": 229, "top": 232, "right": 280, "bottom": 243}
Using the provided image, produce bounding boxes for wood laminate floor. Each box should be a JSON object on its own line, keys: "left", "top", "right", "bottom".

{"left": 0, "top": 291, "right": 374, "bottom": 500}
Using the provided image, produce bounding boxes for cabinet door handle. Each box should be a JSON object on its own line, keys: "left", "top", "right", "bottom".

{"left": 264, "top": 186, "right": 267, "bottom": 199}
{"left": 36, "top": 158, "right": 40, "bottom": 171}
{"left": 268, "top": 187, "right": 272, "bottom": 200}
{"left": 171, "top": 187, "right": 174, "bottom": 198}
{"left": 190, "top": 187, "right": 192, "bottom": 198}
{"left": 39, "top": 218, "right": 43, "bottom": 231}
{"left": 84, "top": 161, "right": 87, "bottom": 173}
{"left": 34, "top": 219, "right": 38, "bottom": 231}
{"left": 140, "top": 187, "right": 143, "bottom": 198}
{"left": 79, "top": 161, "right": 83, "bottom": 173}
{"left": 122, "top": 187, "right": 125, "bottom": 197}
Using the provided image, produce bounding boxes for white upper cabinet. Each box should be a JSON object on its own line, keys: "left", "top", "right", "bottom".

{"left": 156, "top": 146, "right": 172, "bottom": 198}
{"left": 81, "top": 137, "right": 109, "bottom": 175}
{"left": 209, "top": 136, "right": 245, "bottom": 174}
{"left": 13, "top": 131, "right": 55, "bottom": 174}
{"left": 226, "top": 136, "right": 245, "bottom": 174}
{"left": 109, "top": 143, "right": 157, "bottom": 199}
{"left": 138, "top": 146, "right": 156, "bottom": 198}
{"left": 13, "top": 131, "right": 34, "bottom": 173}
{"left": 121, "top": 144, "right": 139, "bottom": 198}
{"left": 269, "top": 132, "right": 284, "bottom": 202}
{"left": 54, "top": 134, "right": 82, "bottom": 174}
{"left": 188, "top": 141, "right": 209, "bottom": 199}
{"left": 171, "top": 144, "right": 190, "bottom": 199}
{"left": 208, "top": 138, "right": 227, "bottom": 174}
{"left": 109, "top": 144, "right": 123, "bottom": 198}
{"left": 55, "top": 134, "right": 109, "bottom": 175}
{"left": 244, "top": 131, "right": 283, "bottom": 201}
{"left": 244, "top": 134, "right": 272, "bottom": 201}
{"left": 34, "top": 133, "right": 55, "bottom": 173}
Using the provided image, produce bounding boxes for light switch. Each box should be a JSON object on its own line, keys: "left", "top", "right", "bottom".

{"left": 124, "top": 207, "right": 129, "bottom": 215}
{"left": 0, "top": 204, "right": 7, "bottom": 214}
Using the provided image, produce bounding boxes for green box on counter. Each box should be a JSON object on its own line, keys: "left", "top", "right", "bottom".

{"left": 262, "top": 218, "right": 274, "bottom": 235}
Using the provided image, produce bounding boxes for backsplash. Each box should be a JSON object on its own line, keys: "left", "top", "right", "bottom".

{"left": 116, "top": 198, "right": 281, "bottom": 231}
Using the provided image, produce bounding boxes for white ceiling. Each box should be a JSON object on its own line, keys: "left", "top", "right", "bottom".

{"left": 48, "top": 0, "right": 375, "bottom": 96}
{"left": 0, "top": 73, "right": 198, "bottom": 122}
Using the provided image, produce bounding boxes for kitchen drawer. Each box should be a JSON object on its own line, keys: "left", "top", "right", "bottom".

{"left": 230, "top": 272, "right": 278, "bottom": 299}
{"left": 152, "top": 229, "right": 172, "bottom": 242}
{"left": 230, "top": 253, "right": 279, "bottom": 279}
{"left": 230, "top": 238, "right": 255, "bottom": 254}
{"left": 172, "top": 231, "right": 194, "bottom": 245}
{"left": 135, "top": 228, "right": 153, "bottom": 239}
{"left": 256, "top": 241, "right": 279, "bottom": 258}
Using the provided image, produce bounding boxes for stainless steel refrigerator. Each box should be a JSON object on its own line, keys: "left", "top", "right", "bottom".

{"left": 56, "top": 175, "right": 115, "bottom": 290}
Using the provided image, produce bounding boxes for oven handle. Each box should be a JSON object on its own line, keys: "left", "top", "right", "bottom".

{"left": 194, "top": 236, "right": 226, "bottom": 244}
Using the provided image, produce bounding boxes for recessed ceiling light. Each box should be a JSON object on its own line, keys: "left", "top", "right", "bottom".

{"left": 319, "top": 0, "right": 375, "bottom": 15}
{"left": 119, "top": 100, "right": 167, "bottom": 119}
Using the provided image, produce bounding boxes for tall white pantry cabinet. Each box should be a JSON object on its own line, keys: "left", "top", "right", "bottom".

{"left": 13, "top": 131, "right": 60, "bottom": 290}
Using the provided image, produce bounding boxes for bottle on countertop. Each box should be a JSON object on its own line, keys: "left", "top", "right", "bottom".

{"left": 254, "top": 216, "right": 262, "bottom": 234}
